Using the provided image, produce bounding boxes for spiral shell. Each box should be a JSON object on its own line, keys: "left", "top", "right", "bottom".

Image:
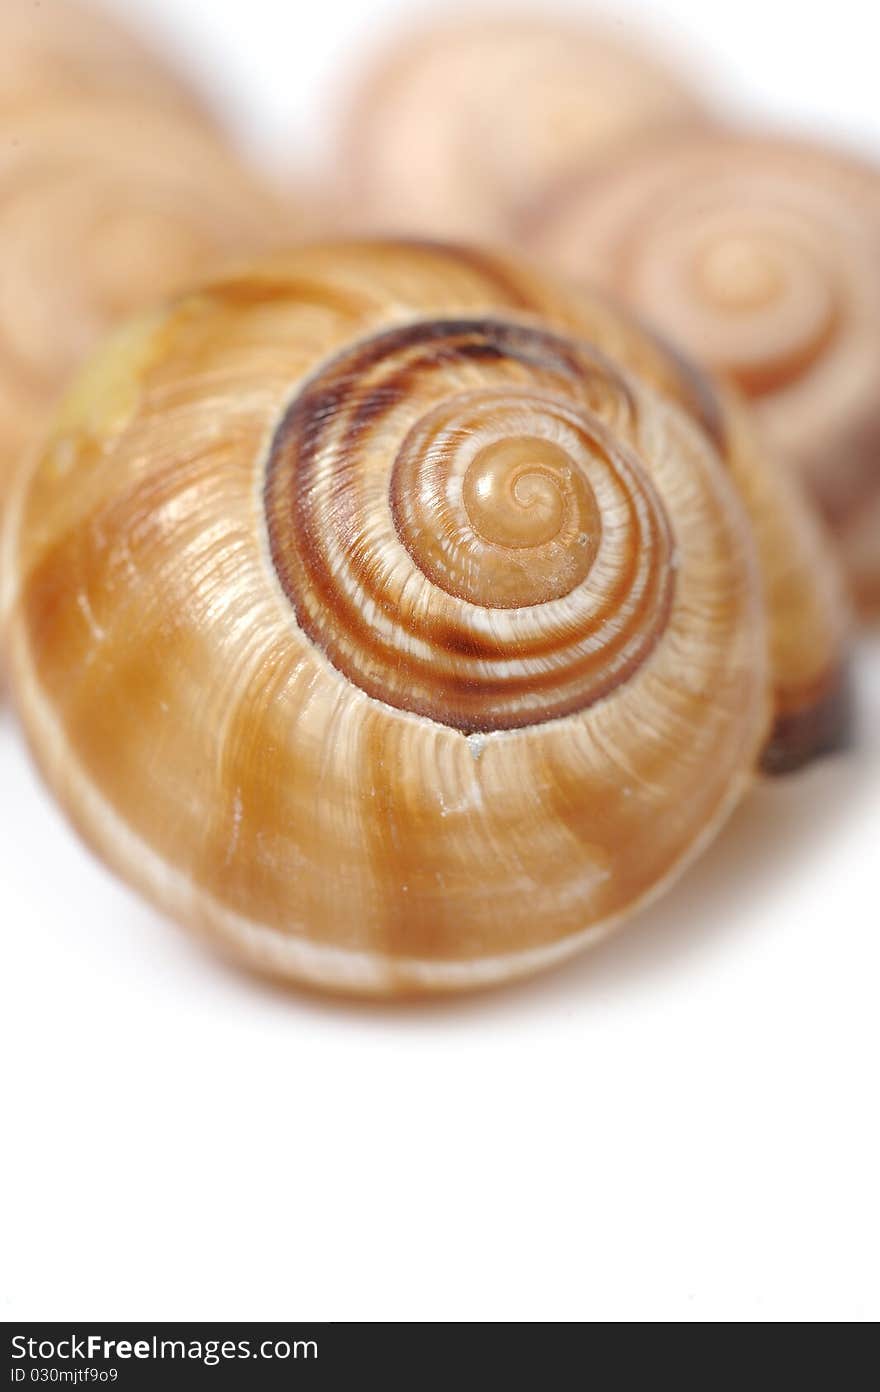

{"left": 338, "top": 16, "right": 707, "bottom": 242}
{"left": 527, "top": 131, "right": 880, "bottom": 613}
{"left": 0, "top": 0, "right": 210, "bottom": 118}
{"left": 0, "top": 97, "right": 297, "bottom": 510}
{"left": 4, "top": 241, "right": 847, "bottom": 995}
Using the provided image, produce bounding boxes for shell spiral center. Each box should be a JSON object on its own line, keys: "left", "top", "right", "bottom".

{"left": 264, "top": 317, "right": 675, "bottom": 731}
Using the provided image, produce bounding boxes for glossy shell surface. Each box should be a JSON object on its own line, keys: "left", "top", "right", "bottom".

{"left": 7, "top": 241, "right": 847, "bottom": 995}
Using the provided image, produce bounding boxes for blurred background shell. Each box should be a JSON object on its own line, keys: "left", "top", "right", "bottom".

{"left": 335, "top": 12, "right": 709, "bottom": 242}
{"left": 0, "top": 0, "right": 213, "bottom": 117}
{"left": 0, "top": 0, "right": 301, "bottom": 515}
{"left": 525, "top": 130, "right": 880, "bottom": 615}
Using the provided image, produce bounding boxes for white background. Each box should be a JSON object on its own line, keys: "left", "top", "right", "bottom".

{"left": 2, "top": 0, "right": 879, "bottom": 1322}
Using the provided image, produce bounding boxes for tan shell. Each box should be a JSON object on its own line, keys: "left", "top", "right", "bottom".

{"left": 338, "top": 15, "right": 707, "bottom": 242}
{"left": 0, "top": 0, "right": 211, "bottom": 118}
{"left": 527, "top": 131, "right": 880, "bottom": 614}
{"left": 3, "top": 242, "right": 849, "bottom": 996}
{"left": 0, "top": 97, "right": 299, "bottom": 510}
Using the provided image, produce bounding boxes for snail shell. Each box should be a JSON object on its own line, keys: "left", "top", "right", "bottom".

{"left": 0, "top": 0, "right": 210, "bottom": 119}
{"left": 2, "top": 242, "right": 847, "bottom": 995}
{"left": 526, "top": 131, "right": 880, "bottom": 614}
{"left": 338, "top": 16, "right": 707, "bottom": 242}
{"left": 0, "top": 97, "right": 298, "bottom": 512}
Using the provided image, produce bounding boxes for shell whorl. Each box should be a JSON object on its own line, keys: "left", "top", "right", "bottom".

{"left": 265, "top": 318, "right": 675, "bottom": 732}
{"left": 574, "top": 171, "right": 854, "bottom": 407}
{"left": 632, "top": 206, "right": 840, "bottom": 397}
{"left": 4, "top": 242, "right": 790, "bottom": 996}
{"left": 527, "top": 132, "right": 880, "bottom": 612}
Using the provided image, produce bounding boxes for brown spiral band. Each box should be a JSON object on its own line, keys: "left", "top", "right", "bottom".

{"left": 264, "top": 317, "right": 676, "bottom": 732}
